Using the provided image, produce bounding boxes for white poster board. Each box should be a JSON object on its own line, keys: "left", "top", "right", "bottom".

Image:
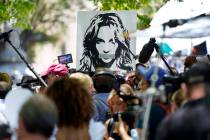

{"left": 77, "top": 10, "right": 137, "bottom": 72}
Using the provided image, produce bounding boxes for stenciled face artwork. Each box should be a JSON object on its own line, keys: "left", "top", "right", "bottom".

{"left": 96, "top": 25, "right": 118, "bottom": 64}
{"left": 78, "top": 12, "right": 136, "bottom": 72}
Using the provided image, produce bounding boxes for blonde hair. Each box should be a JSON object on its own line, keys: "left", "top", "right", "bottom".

{"left": 171, "top": 89, "right": 185, "bottom": 108}
{"left": 108, "top": 84, "right": 138, "bottom": 114}
{"left": 69, "top": 72, "right": 93, "bottom": 93}
{"left": 45, "top": 77, "right": 93, "bottom": 128}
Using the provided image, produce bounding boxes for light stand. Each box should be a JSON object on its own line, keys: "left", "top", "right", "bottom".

{"left": 140, "top": 54, "right": 166, "bottom": 140}
{"left": 3, "top": 30, "right": 47, "bottom": 87}
{"left": 154, "top": 43, "right": 175, "bottom": 75}
{"left": 140, "top": 87, "right": 156, "bottom": 140}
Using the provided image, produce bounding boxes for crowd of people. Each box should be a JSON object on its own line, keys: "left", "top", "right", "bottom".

{"left": 0, "top": 48, "right": 210, "bottom": 140}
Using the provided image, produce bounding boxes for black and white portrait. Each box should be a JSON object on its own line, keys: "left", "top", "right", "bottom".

{"left": 77, "top": 11, "right": 137, "bottom": 72}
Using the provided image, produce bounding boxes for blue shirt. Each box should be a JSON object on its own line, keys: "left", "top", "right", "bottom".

{"left": 92, "top": 93, "right": 109, "bottom": 123}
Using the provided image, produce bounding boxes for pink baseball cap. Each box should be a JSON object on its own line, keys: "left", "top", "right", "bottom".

{"left": 40, "top": 64, "right": 69, "bottom": 77}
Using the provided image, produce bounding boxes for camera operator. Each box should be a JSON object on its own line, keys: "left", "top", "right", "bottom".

{"left": 104, "top": 84, "right": 139, "bottom": 140}
{"left": 136, "top": 65, "right": 169, "bottom": 140}
{"left": 156, "top": 63, "right": 210, "bottom": 140}
{"left": 37, "top": 64, "right": 69, "bottom": 94}
{"left": 125, "top": 71, "right": 140, "bottom": 90}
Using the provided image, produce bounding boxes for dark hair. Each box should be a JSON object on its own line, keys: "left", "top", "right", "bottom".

{"left": 92, "top": 70, "right": 117, "bottom": 93}
{"left": 45, "top": 77, "right": 94, "bottom": 128}
{"left": 0, "top": 72, "right": 12, "bottom": 99}
{"left": 19, "top": 95, "right": 58, "bottom": 138}
{"left": 79, "top": 12, "right": 135, "bottom": 72}
{"left": 0, "top": 81, "right": 11, "bottom": 99}
{"left": 184, "top": 55, "right": 197, "bottom": 71}
{"left": 0, "top": 124, "right": 12, "bottom": 139}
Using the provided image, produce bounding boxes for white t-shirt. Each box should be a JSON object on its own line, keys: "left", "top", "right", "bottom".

{"left": 89, "top": 119, "right": 105, "bottom": 140}
{"left": 0, "top": 99, "right": 8, "bottom": 124}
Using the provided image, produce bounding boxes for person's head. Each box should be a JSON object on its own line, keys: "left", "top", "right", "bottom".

{"left": 171, "top": 89, "right": 185, "bottom": 112}
{"left": 138, "top": 65, "right": 167, "bottom": 92}
{"left": 107, "top": 84, "right": 138, "bottom": 139}
{"left": 92, "top": 69, "right": 116, "bottom": 93}
{"left": 0, "top": 124, "right": 12, "bottom": 140}
{"left": 138, "top": 77, "right": 150, "bottom": 92}
{"left": 108, "top": 84, "right": 138, "bottom": 114}
{"left": 40, "top": 64, "right": 69, "bottom": 86}
{"left": 184, "top": 55, "right": 197, "bottom": 72}
{"left": 181, "top": 63, "right": 210, "bottom": 100}
{"left": 80, "top": 12, "right": 134, "bottom": 71}
{"left": 0, "top": 72, "right": 12, "bottom": 99}
{"left": 125, "top": 71, "right": 140, "bottom": 90}
{"left": 17, "top": 95, "right": 58, "bottom": 140}
{"left": 69, "top": 72, "right": 95, "bottom": 95}
{"left": 45, "top": 77, "right": 94, "bottom": 128}
{"left": 135, "top": 63, "right": 151, "bottom": 91}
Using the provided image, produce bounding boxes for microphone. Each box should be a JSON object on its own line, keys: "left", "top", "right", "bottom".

{"left": 138, "top": 38, "right": 158, "bottom": 64}
{"left": 0, "top": 30, "right": 13, "bottom": 41}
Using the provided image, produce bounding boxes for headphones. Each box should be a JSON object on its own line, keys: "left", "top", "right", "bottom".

{"left": 92, "top": 70, "right": 119, "bottom": 92}
{"left": 92, "top": 70, "right": 116, "bottom": 80}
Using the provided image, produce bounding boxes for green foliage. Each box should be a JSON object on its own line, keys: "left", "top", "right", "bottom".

{"left": 92, "top": 0, "right": 168, "bottom": 29}
{"left": 93, "top": 0, "right": 141, "bottom": 10}
{"left": 20, "top": 0, "right": 71, "bottom": 62}
{"left": 0, "top": 0, "right": 36, "bottom": 29}
{"left": 0, "top": 0, "right": 72, "bottom": 61}
{"left": 137, "top": 14, "right": 151, "bottom": 29}
{"left": 30, "top": 0, "right": 70, "bottom": 33}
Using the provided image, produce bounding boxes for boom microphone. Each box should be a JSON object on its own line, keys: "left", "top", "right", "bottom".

{"left": 138, "top": 38, "right": 158, "bottom": 64}
{"left": 0, "top": 30, "right": 13, "bottom": 41}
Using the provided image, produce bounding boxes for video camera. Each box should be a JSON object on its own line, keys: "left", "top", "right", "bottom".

{"left": 109, "top": 101, "right": 143, "bottom": 138}
{"left": 16, "top": 76, "right": 41, "bottom": 92}
{"left": 113, "top": 112, "right": 136, "bottom": 128}
{"left": 163, "top": 73, "right": 184, "bottom": 98}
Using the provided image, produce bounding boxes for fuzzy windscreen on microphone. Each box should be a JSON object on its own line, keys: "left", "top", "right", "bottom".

{"left": 138, "top": 38, "right": 158, "bottom": 64}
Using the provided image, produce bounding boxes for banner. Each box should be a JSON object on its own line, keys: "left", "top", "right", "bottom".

{"left": 76, "top": 10, "right": 137, "bottom": 72}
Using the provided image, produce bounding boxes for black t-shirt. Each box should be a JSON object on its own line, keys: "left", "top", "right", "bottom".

{"left": 156, "top": 97, "right": 210, "bottom": 140}
{"left": 137, "top": 103, "right": 166, "bottom": 140}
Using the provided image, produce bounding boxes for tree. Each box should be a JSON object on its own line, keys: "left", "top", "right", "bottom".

{"left": 0, "top": 0, "right": 36, "bottom": 29}
{"left": 1, "top": 0, "right": 94, "bottom": 62}
{"left": 91, "top": 0, "right": 169, "bottom": 29}
{"left": 20, "top": 0, "right": 71, "bottom": 61}
{"left": 0, "top": 0, "right": 37, "bottom": 62}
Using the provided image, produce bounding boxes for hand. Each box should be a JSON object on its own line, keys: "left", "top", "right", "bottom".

{"left": 107, "top": 137, "right": 114, "bottom": 140}
{"left": 118, "top": 114, "right": 132, "bottom": 140}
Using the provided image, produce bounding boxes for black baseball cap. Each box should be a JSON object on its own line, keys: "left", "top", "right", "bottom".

{"left": 183, "top": 63, "right": 210, "bottom": 85}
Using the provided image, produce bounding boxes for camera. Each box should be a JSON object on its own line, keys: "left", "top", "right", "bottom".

{"left": 58, "top": 54, "right": 73, "bottom": 64}
{"left": 113, "top": 111, "right": 137, "bottom": 129}
{"left": 163, "top": 74, "right": 184, "bottom": 96}
{"left": 109, "top": 111, "right": 139, "bottom": 140}
{"left": 16, "top": 75, "right": 41, "bottom": 92}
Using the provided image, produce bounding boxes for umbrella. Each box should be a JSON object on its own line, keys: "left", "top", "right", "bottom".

{"left": 150, "top": 0, "right": 210, "bottom": 26}
{"left": 135, "top": 14, "right": 210, "bottom": 39}
{"left": 157, "top": 14, "right": 210, "bottom": 38}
